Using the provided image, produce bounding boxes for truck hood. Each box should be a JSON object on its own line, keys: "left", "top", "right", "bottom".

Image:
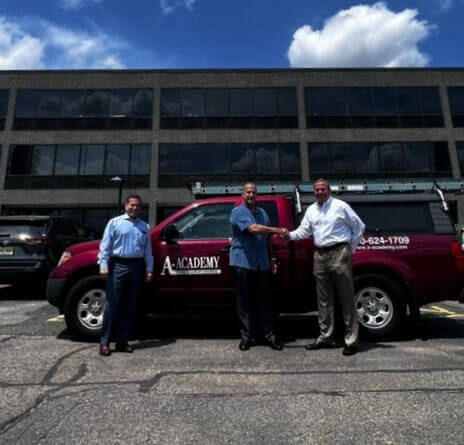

{"left": 66, "top": 240, "right": 100, "bottom": 255}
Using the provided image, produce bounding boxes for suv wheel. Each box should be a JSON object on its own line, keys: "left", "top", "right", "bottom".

{"left": 64, "top": 276, "right": 106, "bottom": 339}
{"left": 354, "top": 274, "right": 406, "bottom": 337}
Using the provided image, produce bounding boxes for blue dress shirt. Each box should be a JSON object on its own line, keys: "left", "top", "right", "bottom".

{"left": 98, "top": 214, "right": 154, "bottom": 272}
{"left": 229, "top": 204, "right": 270, "bottom": 271}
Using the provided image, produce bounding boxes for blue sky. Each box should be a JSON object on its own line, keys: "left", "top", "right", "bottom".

{"left": 0, "top": 0, "right": 462, "bottom": 69}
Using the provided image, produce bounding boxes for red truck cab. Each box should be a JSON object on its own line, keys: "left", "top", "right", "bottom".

{"left": 47, "top": 190, "right": 464, "bottom": 339}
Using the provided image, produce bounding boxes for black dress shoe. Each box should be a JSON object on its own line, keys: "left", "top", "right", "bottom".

{"left": 99, "top": 345, "right": 111, "bottom": 356}
{"left": 239, "top": 338, "right": 251, "bottom": 351}
{"left": 305, "top": 339, "right": 335, "bottom": 350}
{"left": 116, "top": 343, "right": 133, "bottom": 353}
{"left": 342, "top": 344, "right": 358, "bottom": 356}
{"left": 266, "top": 335, "right": 283, "bottom": 351}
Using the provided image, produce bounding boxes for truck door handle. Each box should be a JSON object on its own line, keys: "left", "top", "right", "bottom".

{"left": 220, "top": 246, "right": 230, "bottom": 253}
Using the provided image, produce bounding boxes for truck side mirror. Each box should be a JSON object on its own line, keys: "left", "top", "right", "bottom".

{"left": 162, "top": 224, "right": 179, "bottom": 244}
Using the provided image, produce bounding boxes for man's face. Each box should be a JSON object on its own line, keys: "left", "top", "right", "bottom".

{"left": 125, "top": 198, "right": 141, "bottom": 219}
{"left": 242, "top": 183, "right": 257, "bottom": 208}
{"left": 313, "top": 181, "right": 330, "bottom": 205}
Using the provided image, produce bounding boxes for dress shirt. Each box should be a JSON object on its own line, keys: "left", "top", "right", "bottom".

{"left": 229, "top": 204, "right": 270, "bottom": 271}
{"left": 289, "top": 196, "right": 365, "bottom": 252}
{"left": 98, "top": 213, "right": 153, "bottom": 272}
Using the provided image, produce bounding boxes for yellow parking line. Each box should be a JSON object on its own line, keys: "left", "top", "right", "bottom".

{"left": 420, "top": 305, "right": 463, "bottom": 318}
{"left": 47, "top": 315, "right": 64, "bottom": 322}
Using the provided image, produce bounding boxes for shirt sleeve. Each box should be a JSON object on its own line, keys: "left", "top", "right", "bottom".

{"left": 98, "top": 219, "right": 114, "bottom": 271}
{"left": 344, "top": 203, "right": 366, "bottom": 252}
{"left": 144, "top": 225, "right": 154, "bottom": 273}
{"left": 230, "top": 207, "right": 253, "bottom": 232}
{"left": 289, "top": 207, "right": 313, "bottom": 240}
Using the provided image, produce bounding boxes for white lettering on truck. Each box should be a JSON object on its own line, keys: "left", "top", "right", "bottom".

{"left": 161, "top": 256, "right": 221, "bottom": 276}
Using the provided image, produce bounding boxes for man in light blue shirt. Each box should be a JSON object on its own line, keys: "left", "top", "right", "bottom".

{"left": 283, "top": 179, "right": 365, "bottom": 355}
{"left": 229, "top": 182, "right": 284, "bottom": 351}
{"left": 98, "top": 195, "right": 153, "bottom": 356}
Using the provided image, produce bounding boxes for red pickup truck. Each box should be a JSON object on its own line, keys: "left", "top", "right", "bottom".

{"left": 47, "top": 190, "right": 464, "bottom": 339}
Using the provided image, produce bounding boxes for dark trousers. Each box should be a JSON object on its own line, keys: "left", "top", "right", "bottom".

{"left": 100, "top": 258, "right": 144, "bottom": 346}
{"left": 234, "top": 267, "right": 273, "bottom": 341}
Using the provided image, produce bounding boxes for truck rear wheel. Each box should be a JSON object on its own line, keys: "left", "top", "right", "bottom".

{"left": 354, "top": 274, "right": 406, "bottom": 338}
{"left": 64, "top": 276, "right": 106, "bottom": 339}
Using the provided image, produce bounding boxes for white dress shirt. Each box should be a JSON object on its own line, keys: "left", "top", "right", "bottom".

{"left": 289, "top": 196, "right": 365, "bottom": 252}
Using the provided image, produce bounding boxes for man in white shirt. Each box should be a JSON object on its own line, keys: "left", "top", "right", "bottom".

{"left": 282, "top": 179, "right": 365, "bottom": 355}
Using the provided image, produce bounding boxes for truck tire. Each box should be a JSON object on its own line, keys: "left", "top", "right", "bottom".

{"left": 64, "top": 276, "right": 106, "bottom": 339}
{"left": 354, "top": 274, "right": 406, "bottom": 338}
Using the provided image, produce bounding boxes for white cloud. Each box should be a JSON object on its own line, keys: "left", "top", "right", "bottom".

{"left": 58, "top": 0, "right": 103, "bottom": 11}
{"left": 160, "top": 0, "right": 196, "bottom": 15}
{"left": 287, "top": 2, "right": 432, "bottom": 68}
{"left": 0, "top": 16, "right": 126, "bottom": 69}
{"left": 0, "top": 18, "right": 45, "bottom": 69}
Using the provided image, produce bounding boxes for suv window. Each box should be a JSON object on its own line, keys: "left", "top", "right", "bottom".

{"left": 0, "top": 221, "right": 47, "bottom": 238}
{"left": 351, "top": 202, "right": 453, "bottom": 234}
{"left": 169, "top": 203, "right": 235, "bottom": 240}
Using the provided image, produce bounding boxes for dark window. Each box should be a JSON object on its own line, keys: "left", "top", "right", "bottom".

{"left": 130, "top": 144, "right": 151, "bottom": 175}
{"left": 448, "top": 87, "right": 464, "bottom": 127}
{"left": 160, "top": 89, "right": 180, "bottom": 116}
{"left": 167, "top": 203, "right": 234, "bottom": 240}
{"left": 80, "top": 144, "right": 105, "bottom": 175}
{"left": 31, "top": 145, "right": 55, "bottom": 176}
{"left": 0, "top": 90, "right": 9, "bottom": 129}
{"left": 159, "top": 143, "right": 301, "bottom": 187}
{"left": 231, "top": 143, "right": 255, "bottom": 174}
{"left": 8, "top": 145, "right": 31, "bottom": 175}
{"left": 55, "top": 145, "right": 80, "bottom": 175}
{"left": 256, "top": 143, "right": 279, "bottom": 173}
{"left": 254, "top": 88, "right": 276, "bottom": 117}
{"left": 205, "top": 89, "right": 228, "bottom": 116}
{"left": 181, "top": 89, "right": 204, "bottom": 117}
{"left": 352, "top": 203, "right": 436, "bottom": 234}
{"left": 258, "top": 201, "right": 278, "bottom": 226}
{"left": 105, "top": 144, "right": 130, "bottom": 175}
{"left": 13, "top": 89, "right": 152, "bottom": 131}
{"left": 456, "top": 142, "right": 464, "bottom": 174}
{"left": 308, "top": 141, "right": 451, "bottom": 178}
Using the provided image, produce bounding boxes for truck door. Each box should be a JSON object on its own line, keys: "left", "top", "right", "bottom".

{"left": 156, "top": 202, "right": 236, "bottom": 306}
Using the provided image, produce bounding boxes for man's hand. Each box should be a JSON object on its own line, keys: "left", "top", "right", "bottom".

{"left": 279, "top": 228, "right": 290, "bottom": 239}
{"left": 145, "top": 272, "right": 153, "bottom": 282}
{"left": 100, "top": 268, "right": 108, "bottom": 277}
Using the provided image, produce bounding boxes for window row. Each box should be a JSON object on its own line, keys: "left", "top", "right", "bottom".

{"left": 0, "top": 90, "right": 9, "bottom": 130}
{"left": 158, "top": 143, "right": 301, "bottom": 187}
{"left": 309, "top": 141, "right": 451, "bottom": 178}
{"left": 160, "top": 88, "right": 298, "bottom": 129}
{"left": 305, "top": 87, "right": 443, "bottom": 128}
{"left": 13, "top": 89, "right": 153, "bottom": 130}
{"left": 7, "top": 144, "right": 151, "bottom": 176}
{"left": 448, "top": 88, "right": 464, "bottom": 127}
{"left": 1, "top": 206, "right": 148, "bottom": 239}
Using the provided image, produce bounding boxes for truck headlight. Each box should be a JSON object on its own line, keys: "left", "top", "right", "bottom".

{"left": 58, "top": 251, "right": 72, "bottom": 267}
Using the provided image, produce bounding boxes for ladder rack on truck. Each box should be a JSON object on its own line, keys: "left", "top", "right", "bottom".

{"left": 190, "top": 178, "right": 464, "bottom": 213}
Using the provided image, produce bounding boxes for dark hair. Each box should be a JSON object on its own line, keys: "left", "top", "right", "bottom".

{"left": 125, "top": 195, "right": 142, "bottom": 204}
{"left": 313, "top": 178, "right": 331, "bottom": 190}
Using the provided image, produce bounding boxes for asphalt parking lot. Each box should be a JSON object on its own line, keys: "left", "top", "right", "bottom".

{"left": 1, "top": 290, "right": 464, "bottom": 444}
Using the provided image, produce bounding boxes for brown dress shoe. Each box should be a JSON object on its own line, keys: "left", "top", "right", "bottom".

{"left": 116, "top": 343, "right": 133, "bottom": 353}
{"left": 99, "top": 345, "right": 111, "bottom": 356}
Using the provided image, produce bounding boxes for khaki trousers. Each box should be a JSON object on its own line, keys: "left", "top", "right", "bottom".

{"left": 313, "top": 243, "right": 359, "bottom": 346}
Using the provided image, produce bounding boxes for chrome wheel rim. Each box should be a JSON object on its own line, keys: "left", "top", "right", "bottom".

{"left": 355, "top": 286, "right": 394, "bottom": 330}
{"left": 77, "top": 288, "right": 105, "bottom": 331}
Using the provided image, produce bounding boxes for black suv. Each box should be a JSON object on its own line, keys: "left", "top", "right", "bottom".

{"left": 0, "top": 216, "right": 87, "bottom": 290}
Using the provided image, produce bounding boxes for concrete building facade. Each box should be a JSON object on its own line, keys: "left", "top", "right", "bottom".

{"left": 0, "top": 68, "right": 463, "bottom": 235}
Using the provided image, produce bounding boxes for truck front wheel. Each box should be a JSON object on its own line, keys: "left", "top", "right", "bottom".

{"left": 354, "top": 274, "right": 406, "bottom": 337}
{"left": 64, "top": 276, "right": 106, "bottom": 339}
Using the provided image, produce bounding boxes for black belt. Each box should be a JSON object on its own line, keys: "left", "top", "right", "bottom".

{"left": 315, "top": 242, "right": 348, "bottom": 253}
{"left": 111, "top": 256, "right": 144, "bottom": 262}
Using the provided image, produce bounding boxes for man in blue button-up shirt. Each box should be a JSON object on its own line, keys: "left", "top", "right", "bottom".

{"left": 97, "top": 195, "right": 153, "bottom": 356}
{"left": 229, "top": 182, "right": 284, "bottom": 351}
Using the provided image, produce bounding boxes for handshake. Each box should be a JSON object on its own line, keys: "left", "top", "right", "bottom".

{"left": 275, "top": 227, "right": 290, "bottom": 239}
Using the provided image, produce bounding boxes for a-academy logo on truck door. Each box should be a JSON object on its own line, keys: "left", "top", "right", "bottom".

{"left": 161, "top": 256, "right": 222, "bottom": 276}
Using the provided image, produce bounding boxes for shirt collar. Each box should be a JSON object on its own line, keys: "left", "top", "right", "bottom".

{"left": 318, "top": 195, "right": 333, "bottom": 209}
{"left": 122, "top": 213, "right": 138, "bottom": 222}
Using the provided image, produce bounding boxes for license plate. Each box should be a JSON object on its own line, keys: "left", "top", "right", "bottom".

{"left": 0, "top": 246, "right": 13, "bottom": 256}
